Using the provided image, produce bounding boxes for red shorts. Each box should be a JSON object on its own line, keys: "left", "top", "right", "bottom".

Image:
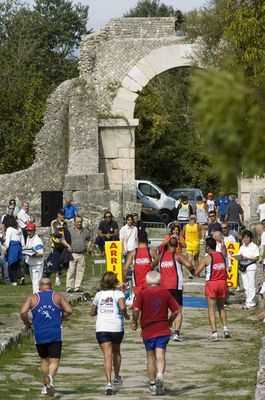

{"left": 205, "top": 280, "right": 227, "bottom": 298}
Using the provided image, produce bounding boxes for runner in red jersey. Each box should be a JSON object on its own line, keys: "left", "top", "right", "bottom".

{"left": 195, "top": 237, "right": 231, "bottom": 341}
{"left": 159, "top": 238, "right": 195, "bottom": 342}
{"left": 123, "top": 231, "right": 159, "bottom": 296}
{"left": 132, "top": 270, "right": 180, "bottom": 396}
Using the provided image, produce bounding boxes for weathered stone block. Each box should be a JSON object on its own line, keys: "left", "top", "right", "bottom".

{"left": 64, "top": 174, "right": 105, "bottom": 191}
{"left": 118, "top": 148, "right": 134, "bottom": 159}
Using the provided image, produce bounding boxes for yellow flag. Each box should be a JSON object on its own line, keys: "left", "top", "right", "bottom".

{"left": 105, "top": 241, "right": 123, "bottom": 283}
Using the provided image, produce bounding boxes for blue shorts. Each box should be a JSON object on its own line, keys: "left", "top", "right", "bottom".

{"left": 96, "top": 331, "right": 124, "bottom": 345}
{"left": 143, "top": 335, "right": 170, "bottom": 351}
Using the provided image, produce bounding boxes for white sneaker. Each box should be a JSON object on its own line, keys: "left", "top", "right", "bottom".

{"left": 172, "top": 332, "right": 183, "bottom": 342}
{"left": 155, "top": 376, "right": 164, "bottom": 396}
{"left": 224, "top": 328, "right": 231, "bottom": 339}
{"left": 55, "top": 277, "right": 61, "bottom": 286}
{"left": 105, "top": 383, "right": 113, "bottom": 395}
{"left": 210, "top": 332, "right": 218, "bottom": 342}
{"left": 44, "top": 374, "right": 55, "bottom": 397}
{"left": 112, "top": 375, "right": 123, "bottom": 385}
{"left": 148, "top": 383, "right": 157, "bottom": 395}
{"left": 41, "top": 385, "right": 47, "bottom": 395}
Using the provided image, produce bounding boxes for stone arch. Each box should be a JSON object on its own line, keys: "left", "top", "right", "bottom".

{"left": 111, "top": 44, "right": 194, "bottom": 119}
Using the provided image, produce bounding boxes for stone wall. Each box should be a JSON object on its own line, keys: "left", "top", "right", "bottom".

{"left": 238, "top": 177, "right": 265, "bottom": 222}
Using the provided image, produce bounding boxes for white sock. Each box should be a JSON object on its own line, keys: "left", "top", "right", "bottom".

{"left": 223, "top": 326, "right": 228, "bottom": 331}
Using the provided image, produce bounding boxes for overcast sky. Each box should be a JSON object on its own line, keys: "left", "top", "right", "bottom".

{"left": 85, "top": 0, "right": 208, "bottom": 31}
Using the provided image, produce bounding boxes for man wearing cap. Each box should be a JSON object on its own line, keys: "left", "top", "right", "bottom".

{"left": 23, "top": 224, "right": 44, "bottom": 293}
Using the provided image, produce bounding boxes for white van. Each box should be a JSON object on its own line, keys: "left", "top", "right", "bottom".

{"left": 135, "top": 180, "right": 176, "bottom": 223}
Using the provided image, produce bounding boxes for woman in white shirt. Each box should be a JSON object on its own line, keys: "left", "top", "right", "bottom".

{"left": 5, "top": 218, "right": 25, "bottom": 286}
{"left": 119, "top": 214, "right": 138, "bottom": 257}
{"left": 91, "top": 271, "right": 130, "bottom": 395}
{"left": 238, "top": 230, "right": 259, "bottom": 310}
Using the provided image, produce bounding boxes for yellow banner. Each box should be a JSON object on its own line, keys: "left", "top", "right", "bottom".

{"left": 105, "top": 241, "right": 123, "bottom": 283}
{"left": 225, "top": 242, "right": 240, "bottom": 289}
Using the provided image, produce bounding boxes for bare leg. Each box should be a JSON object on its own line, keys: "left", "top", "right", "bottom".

{"left": 100, "top": 342, "right": 113, "bottom": 383}
{"left": 207, "top": 297, "right": 217, "bottom": 331}
{"left": 112, "top": 343, "right": 121, "bottom": 378}
{"left": 40, "top": 358, "right": 49, "bottom": 380}
{"left": 173, "top": 308, "right": 182, "bottom": 331}
{"left": 155, "top": 348, "right": 166, "bottom": 375}
{"left": 217, "top": 298, "right": 228, "bottom": 327}
{"left": 48, "top": 358, "right": 60, "bottom": 380}
{"left": 146, "top": 350, "right": 156, "bottom": 381}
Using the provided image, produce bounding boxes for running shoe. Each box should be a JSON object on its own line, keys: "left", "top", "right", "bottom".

{"left": 113, "top": 376, "right": 123, "bottom": 385}
{"left": 105, "top": 383, "right": 113, "bottom": 395}
{"left": 172, "top": 332, "right": 183, "bottom": 342}
{"left": 55, "top": 277, "right": 61, "bottom": 286}
{"left": 155, "top": 376, "right": 164, "bottom": 396}
{"left": 41, "top": 385, "right": 47, "bottom": 395}
{"left": 223, "top": 328, "right": 231, "bottom": 339}
{"left": 148, "top": 383, "right": 157, "bottom": 395}
{"left": 44, "top": 374, "right": 55, "bottom": 397}
{"left": 210, "top": 332, "right": 218, "bottom": 342}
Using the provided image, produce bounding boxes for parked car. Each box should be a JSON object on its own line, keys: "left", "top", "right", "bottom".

{"left": 168, "top": 188, "right": 203, "bottom": 210}
{"left": 135, "top": 180, "right": 176, "bottom": 223}
{"left": 137, "top": 189, "right": 161, "bottom": 221}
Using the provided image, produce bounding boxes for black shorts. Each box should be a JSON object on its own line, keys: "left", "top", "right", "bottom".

{"left": 168, "top": 289, "right": 183, "bottom": 306}
{"left": 96, "top": 331, "right": 124, "bottom": 345}
{"left": 36, "top": 341, "right": 62, "bottom": 359}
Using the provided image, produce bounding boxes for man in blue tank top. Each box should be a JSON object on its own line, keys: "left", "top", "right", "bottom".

{"left": 20, "top": 278, "right": 72, "bottom": 396}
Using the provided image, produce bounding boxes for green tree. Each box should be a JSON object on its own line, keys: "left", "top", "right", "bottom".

{"left": 184, "top": 0, "right": 265, "bottom": 186}
{"left": 135, "top": 68, "right": 218, "bottom": 194}
{"left": 0, "top": 0, "right": 89, "bottom": 173}
{"left": 124, "top": 0, "right": 176, "bottom": 17}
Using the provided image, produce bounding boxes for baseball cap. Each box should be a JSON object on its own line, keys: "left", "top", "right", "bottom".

{"left": 189, "top": 214, "right": 197, "bottom": 220}
{"left": 26, "top": 223, "right": 36, "bottom": 231}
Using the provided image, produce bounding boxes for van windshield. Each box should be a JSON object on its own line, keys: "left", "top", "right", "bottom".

{"left": 170, "top": 190, "right": 195, "bottom": 201}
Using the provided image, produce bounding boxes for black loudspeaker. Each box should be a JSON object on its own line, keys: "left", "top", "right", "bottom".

{"left": 41, "top": 191, "right": 63, "bottom": 227}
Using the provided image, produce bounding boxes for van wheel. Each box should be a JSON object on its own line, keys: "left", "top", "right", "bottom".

{"left": 159, "top": 210, "right": 172, "bottom": 224}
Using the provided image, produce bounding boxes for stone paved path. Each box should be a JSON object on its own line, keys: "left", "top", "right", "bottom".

{"left": 0, "top": 276, "right": 264, "bottom": 400}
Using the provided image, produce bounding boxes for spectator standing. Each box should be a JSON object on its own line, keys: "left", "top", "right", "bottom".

{"left": 238, "top": 230, "right": 259, "bottom": 310}
{"left": 175, "top": 195, "right": 193, "bottom": 229}
{"left": 90, "top": 271, "right": 130, "bottom": 396}
{"left": 95, "top": 211, "right": 119, "bottom": 255}
{"left": 66, "top": 216, "right": 92, "bottom": 293}
{"left": 256, "top": 196, "right": 265, "bottom": 222}
{"left": 17, "top": 201, "right": 31, "bottom": 241}
{"left": 208, "top": 211, "right": 222, "bottom": 237}
{"left": 216, "top": 192, "right": 230, "bottom": 222}
{"left": 132, "top": 212, "right": 146, "bottom": 233}
{"left": 195, "top": 237, "right": 231, "bottom": 341}
{"left": 8, "top": 198, "right": 20, "bottom": 217}
{"left": 183, "top": 215, "right": 203, "bottom": 274}
{"left": 49, "top": 209, "right": 72, "bottom": 286}
{"left": 119, "top": 214, "right": 138, "bottom": 258}
{"left": 63, "top": 198, "right": 78, "bottom": 221}
{"left": 195, "top": 195, "right": 208, "bottom": 243}
{"left": 132, "top": 270, "right": 180, "bottom": 396}
{"left": 158, "top": 224, "right": 185, "bottom": 255}
{"left": 5, "top": 218, "right": 25, "bottom": 285}
{"left": 23, "top": 223, "right": 44, "bottom": 293}
{"left": 206, "top": 192, "right": 217, "bottom": 214}
{"left": 2, "top": 204, "right": 16, "bottom": 231}
{"left": 20, "top": 278, "right": 72, "bottom": 396}
{"left": 225, "top": 195, "right": 244, "bottom": 228}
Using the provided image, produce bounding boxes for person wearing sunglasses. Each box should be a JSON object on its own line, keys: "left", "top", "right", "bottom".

{"left": 95, "top": 211, "right": 119, "bottom": 255}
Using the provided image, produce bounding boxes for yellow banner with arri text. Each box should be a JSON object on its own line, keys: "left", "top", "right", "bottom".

{"left": 105, "top": 241, "right": 123, "bottom": 283}
{"left": 225, "top": 242, "right": 240, "bottom": 289}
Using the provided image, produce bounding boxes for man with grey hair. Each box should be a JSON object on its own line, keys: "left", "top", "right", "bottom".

{"left": 132, "top": 270, "right": 180, "bottom": 396}
{"left": 66, "top": 216, "right": 92, "bottom": 293}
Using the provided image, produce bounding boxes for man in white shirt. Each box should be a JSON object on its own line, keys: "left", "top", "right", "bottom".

{"left": 119, "top": 214, "right": 138, "bottom": 257}
{"left": 17, "top": 201, "right": 31, "bottom": 240}
{"left": 238, "top": 230, "right": 259, "bottom": 309}
{"left": 23, "top": 223, "right": 44, "bottom": 293}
